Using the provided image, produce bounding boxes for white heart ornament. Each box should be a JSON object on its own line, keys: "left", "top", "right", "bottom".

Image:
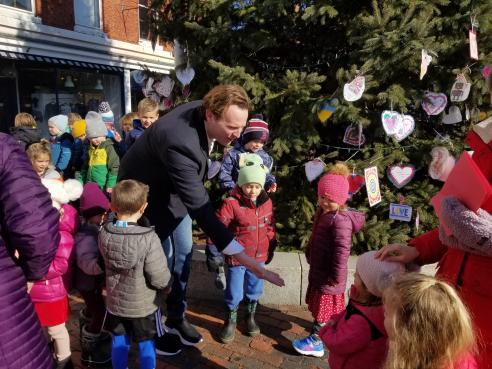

{"left": 386, "top": 165, "right": 415, "bottom": 189}
{"left": 422, "top": 92, "right": 447, "bottom": 115}
{"left": 207, "top": 160, "right": 222, "bottom": 179}
{"left": 381, "top": 110, "right": 403, "bottom": 136}
{"left": 450, "top": 74, "right": 471, "bottom": 102}
{"left": 131, "top": 70, "right": 146, "bottom": 85}
{"left": 176, "top": 66, "right": 195, "bottom": 86}
{"left": 441, "top": 106, "right": 462, "bottom": 125}
{"left": 305, "top": 159, "right": 326, "bottom": 182}
{"left": 154, "top": 76, "right": 175, "bottom": 97}
{"left": 145, "top": 77, "right": 155, "bottom": 92}
{"left": 343, "top": 76, "right": 365, "bottom": 102}
{"left": 393, "top": 115, "right": 415, "bottom": 142}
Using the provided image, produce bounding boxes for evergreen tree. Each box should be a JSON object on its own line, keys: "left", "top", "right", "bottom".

{"left": 151, "top": 0, "right": 492, "bottom": 253}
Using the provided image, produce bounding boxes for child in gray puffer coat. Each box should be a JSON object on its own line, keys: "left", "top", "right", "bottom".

{"left": 99, "top": 179, "right": 171, "bottom": 369}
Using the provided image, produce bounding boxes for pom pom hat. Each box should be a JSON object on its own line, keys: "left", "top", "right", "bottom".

{"left": 242, "top": 115, "right": 269, "bottom": 144}
{"left": 317, "top": 163, "right": 350, "bottom": 205}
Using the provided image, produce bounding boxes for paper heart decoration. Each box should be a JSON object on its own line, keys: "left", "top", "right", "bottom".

{"left": 131, "top": 70, "right": 146, "bottom": 85}
{"left": 207, "top": 160, "right": 222, "bottom": 179}
{"left": 160, "top": 97, "right": 173, "bottom": 111}
{"left": 422, "top": 92, "right": 448, "bottom": 115}
{"left": 182, "top": 84, "right": 191, "bottom": 98}
{"left": 442, "top": 106, "right": 462, "bottom": 125}
{"left": 343, "top": 125, "right": 366, "bottom": 146}
{"left": 305, "top": 159, "right": 326, "bottom": 182}
{"left": 154, "top": 76, "right": 175, "bottom": 97}
{"left": 420, "top": 49, "right": 432, "bottom": 80}
{"left": 386, "top": 164, "right": 415, "bottom": 189}
{"left": 381, "top": 110, "right": 402, "bottom": 136}
{"left": 482, "top": 65, "right": 491, "bottom": 79}
{"left": 450, "top": 74, "right": 471, "bottom": 102}
{"left": 176, "top": 65, "right": 195, "bottom": 86}
{"left": 348, "top": 174, "right": 365, "bottom": 197}
{"left": 317, "top": 98, "right": 338, "bottom": 123}
{"left": 393, "top": 114, "right": 415, "bottom": 142}
{"left": 145, "top": 77, "right": 155, "bottom": 92}
{"left": 343, "top": 76, "right": 365, "bottom": 102}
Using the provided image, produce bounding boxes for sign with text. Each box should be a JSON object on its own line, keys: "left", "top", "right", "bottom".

{"left": 389, "top": 203, "right": 412, "bottom": 222}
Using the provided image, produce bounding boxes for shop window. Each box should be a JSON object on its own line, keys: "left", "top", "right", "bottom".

{"left": 139, "top": 0, "right": 158, "bottom": 41}
{"left": 0, "top": 0, "right": 32, "bottom": 11}
{"left": 74, "top": 0, "right": 100, "bottom": 30}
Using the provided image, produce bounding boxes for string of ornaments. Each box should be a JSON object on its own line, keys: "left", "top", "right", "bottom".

{"left": 309, "top": 18, "right": 487, "bottom": 229}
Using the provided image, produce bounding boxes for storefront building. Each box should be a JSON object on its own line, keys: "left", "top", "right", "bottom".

{"left": 0, "top": 0, "right": 174, "bottom": 136}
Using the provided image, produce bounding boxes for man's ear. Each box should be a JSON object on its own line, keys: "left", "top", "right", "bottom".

{"left": 205, "top": 109, "right": 215, "bottom": 122}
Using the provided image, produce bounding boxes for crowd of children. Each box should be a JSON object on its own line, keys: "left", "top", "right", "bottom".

{"left": 5, "top": 94, "right": 490, "bottom": 369}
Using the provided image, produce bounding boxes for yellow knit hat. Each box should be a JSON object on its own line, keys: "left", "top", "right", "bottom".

{"left": 71, "top": 119, "right": 86, "bottom": 138}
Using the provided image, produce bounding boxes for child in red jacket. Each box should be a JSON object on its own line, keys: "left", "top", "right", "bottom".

{"left": 218, "top": 153, "right": 277, "bottom": 344}
{"left": 293, "top": 163, "right": 365, "bottom": 357}
{"left": 320, "top": 251, "right": 405, "bottom": 369}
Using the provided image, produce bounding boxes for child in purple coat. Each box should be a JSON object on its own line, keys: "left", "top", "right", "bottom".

{"left": 293, "top": 163, "right": 365, "bottom": 357}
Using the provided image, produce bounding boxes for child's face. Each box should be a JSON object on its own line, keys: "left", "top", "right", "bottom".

{"left": 244, "top": 139, "right": 265, "bottom": 153}
{"left": 90, "top": 136, "right": 106, "bottom": 146}
{"left": 32, "top": 154, "right": 50, "bottom": 176}
{"left": 318, "top": 195, "right": 339, "bottom": 213}
{"left": 122, "top": 122, "right": 133, "bottom": 133}
{"left": 241, "top": 183, "right": 262, "bottom": 201}
{"left": 48, "top": 122, "right": 60, "bottom": 136}
{"left": 139, "top": 110, "right": 159, "bottom": 128}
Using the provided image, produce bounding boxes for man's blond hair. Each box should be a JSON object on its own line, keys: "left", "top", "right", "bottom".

{"left": 203, "top": 85, "right": 250, "bottom": 118}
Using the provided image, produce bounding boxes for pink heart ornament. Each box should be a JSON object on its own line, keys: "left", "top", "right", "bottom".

{"left": 386, "top": 165, "right": 415, "bottom": 189}
{"left": 305, "top": 159, "right": 326, "bottom": 182}
{"left": 176, "top": 65, "right": 195, "bottom": 86}
{"left": 393, "top": 114, "right": 415, "bottom": 142}
{"left": 422, "top": 92, "right": 447, "bottom": 115}
{"left": 343, "top": 76, "right": 365, "bottom": 102}
{"left": 154, "top": 76, "right": 175, "bottom": 97}
{"left": 343, "top": 125, "right": 366, "bottom": 146}
{"left": 381, "top": 110, "right": 403, "bottom": 136}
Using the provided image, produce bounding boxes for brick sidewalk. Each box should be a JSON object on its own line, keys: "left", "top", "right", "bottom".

{"left": 68, "top": 295, "right": 329, "bottom": 369}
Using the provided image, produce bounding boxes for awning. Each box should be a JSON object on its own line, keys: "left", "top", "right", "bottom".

{"left": 0, "top": 50, "right": 124, "bottom": 72}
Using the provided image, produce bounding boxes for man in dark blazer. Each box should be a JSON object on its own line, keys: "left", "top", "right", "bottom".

{"left": 119, "top": 85, "right": 284, "bottom": 355}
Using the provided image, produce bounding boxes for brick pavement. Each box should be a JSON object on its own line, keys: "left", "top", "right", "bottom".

{"left": 68, "top": 294, "right": 329, "bottom": 369}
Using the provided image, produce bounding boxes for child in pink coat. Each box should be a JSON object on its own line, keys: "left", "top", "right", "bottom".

{"left": 319, "top": 251, "right": 405, "bottom": 369}
{"left": 30, "top": 179, "right": 82, "bottom": 369}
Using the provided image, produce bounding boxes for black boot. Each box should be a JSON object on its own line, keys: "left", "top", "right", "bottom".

{"left": 245, "top": 300, "right": 260, "bottom": 336}
{"left": 80, "top": 326, "right": 112, "bottom": 367}
{"left": 78, "top": 308, "right": 92, "bottom": 337}
{"left": 219, "top": 309, "right": 237, "bottom": 343}
{"left": 55, "top": 356, "right": 74, "bottom": 369}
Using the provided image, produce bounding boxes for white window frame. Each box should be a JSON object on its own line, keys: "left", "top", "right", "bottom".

{"left": 138, "top": 0, "right": 164, "bottom": 51}
{"left": 74, "top": 0, "right": 106, "bottom": 38}
{"left": 0, "top": 0, "right": 40, "bottom": 23}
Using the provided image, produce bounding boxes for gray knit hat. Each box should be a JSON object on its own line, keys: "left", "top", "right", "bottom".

{"left": 85, "top": 111, "right": 107, "bottom": 139}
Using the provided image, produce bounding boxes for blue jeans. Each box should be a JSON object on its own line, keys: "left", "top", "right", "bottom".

{"left": 162, "top": 214, "right": 193, "bottom": 320}
{"left": 225, "top": 264, "right": 264, "bottom": 310}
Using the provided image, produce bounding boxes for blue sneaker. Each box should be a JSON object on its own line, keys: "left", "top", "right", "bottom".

{"left": 292, "top": 335, "right": 324, "bottom": 357}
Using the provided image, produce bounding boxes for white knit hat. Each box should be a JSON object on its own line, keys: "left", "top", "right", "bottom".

{"left": 42, "top": 179, "right": 83, "bottom": 210}
{"left": 48, "top": 114, "right": 68, "bottom": 133}
{"left": 356, "top": 251, "right": 406, "bottom": 297}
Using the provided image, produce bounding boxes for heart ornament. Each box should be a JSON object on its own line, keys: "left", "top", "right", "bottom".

{"left": 343, "top": 76, "right": 365, "bottom": 102}
{"left": 343, "top": 125, "right": 366, "bottom": 146}
{"left": 386, "top": 164, "right": 415, "bottom": 189}
{"left": 450, "top": 74, "right": 471, "bottom": 102}
{"left": 207, "top": 160, "right": 222, "bottom": 179}
{"left": 422, "top": 92, "right": 447, "bottom": 115}
{"left": 155, "top": 76, "right": 175, "bottom": 97}
{"left": 348, "top": 174, "right": 365, "bottom": 198}
{"left": 305, "top": 159, "right": 326, "bottom": 182}
{"left": 317, "top": 98, "right": 339, "bottom": 123}
{"left": 176, "top": 65, "right": 195, "bottom": 86}
{"left": 160, "top": 97, "right": 173, "bottom": 111}
{"left": 393, "top": 114, "right": 415, "bottom": 142}
{"left": 381, "top": 110, "right": 403, "bottom": 136}
{"left": 442, "top": 106, "right": 462, "bottom": 125}
{"left": 131, "top": 70, "right": 146, "bottom": 85}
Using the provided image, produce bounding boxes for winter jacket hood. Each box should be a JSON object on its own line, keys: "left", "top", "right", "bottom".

{"left": 10, "top": 126, "right": 40, "bottom": 149}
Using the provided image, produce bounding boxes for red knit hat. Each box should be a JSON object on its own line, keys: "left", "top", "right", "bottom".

{"left": 317, "top": 163, "right": 350, "bottom": 205}
{"left": 242, "top": 115, "right": 269, "bottom": 144}
{"left": 79, "top": 182, "right": 110, "bottom": 219}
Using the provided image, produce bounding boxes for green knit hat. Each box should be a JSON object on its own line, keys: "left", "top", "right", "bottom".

{"left": 237, "top": 153, "right": 268, "bottom": 188}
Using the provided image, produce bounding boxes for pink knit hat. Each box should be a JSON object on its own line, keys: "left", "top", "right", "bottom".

{"left": 356, "top": 251, "right": 406, "bottom": 297}
{"left": 317, "top": 173, "right": 349, "bottom": 205}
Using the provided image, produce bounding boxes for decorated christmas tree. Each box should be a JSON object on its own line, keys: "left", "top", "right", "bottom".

{"left": 150, "top": 0, "right": 492, "bottom": 253}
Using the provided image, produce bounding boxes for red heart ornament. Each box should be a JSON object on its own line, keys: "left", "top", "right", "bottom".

{"left": 348, "top": 174, "right": 365, "bottom": 197}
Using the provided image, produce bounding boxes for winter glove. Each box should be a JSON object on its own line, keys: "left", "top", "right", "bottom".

{"left": 439, "top": 196, "right": 492, "bottom": 257}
